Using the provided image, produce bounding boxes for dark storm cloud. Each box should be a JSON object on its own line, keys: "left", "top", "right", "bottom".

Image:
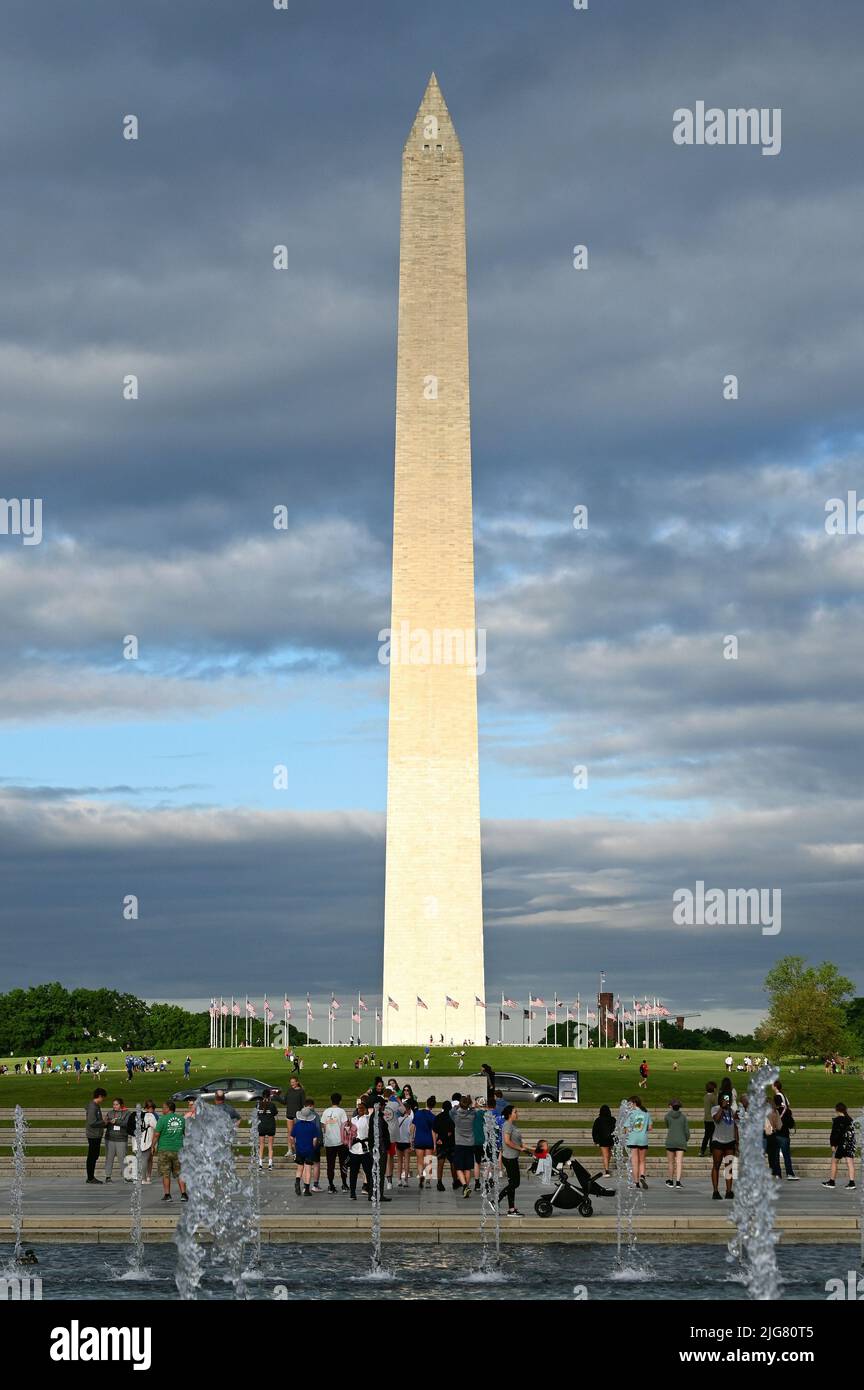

{"left": 1, "top": 791, "right": 860, "bottom": 1020}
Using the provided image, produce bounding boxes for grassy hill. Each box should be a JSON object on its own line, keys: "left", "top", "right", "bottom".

{"left": 2, "top": 1045, "right": 861, "bottom": 1110}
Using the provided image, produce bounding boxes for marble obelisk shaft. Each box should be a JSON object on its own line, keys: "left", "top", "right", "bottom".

{"left": 382, "top": 75, "right": 485, "bottom": 1047}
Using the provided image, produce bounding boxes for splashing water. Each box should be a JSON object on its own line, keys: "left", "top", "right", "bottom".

{"left": 613, "top": 1099, "right": 644, "bottom": 1274}
{"left": 369, "top": 1102, "right": 384, "bottom": 1276}
{"left": 11, "top": 1104, "right": 28, "bottom": 1263}
{"left": 174, "top": 1100, "right": 256, "bottom": 1300}
{"left": 474, "top": 1109, "right": 502, "bottom": 1277}
{"left": 127, "top": 1103, "right": 144, "bottom": 1276}
{"left": 246, "top": 1107, "right": 261, "bottom": 1276}
{"left": 727, "top": 1063, "right": 781, "bottom": 1300}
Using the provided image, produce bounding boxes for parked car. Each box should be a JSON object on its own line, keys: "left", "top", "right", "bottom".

{"left": 171, "top": 1076, "right": 280, "bottom": 1103}
{"left": 473, "top": 1071, "right": 557, "bottom": 1104}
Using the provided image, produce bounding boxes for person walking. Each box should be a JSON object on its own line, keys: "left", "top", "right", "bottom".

{"left": 292, "top": 1099, "right": 321, "bottom": 1195}
{"left": 347, "top": 1100, "right": 372, "bottom": 1199}
{"left": 135, "top": 1099, "right": 158, "bottom": 1183}
{"left": 433, "top": 1098, "right": 456, "bottom": 1192}
{"left": 622, "top": 1096, "right": 652, "bottom": 1188}
{"left": 84, "top": 1087, "right": 108, "bottom": 1184}
{"left": 481, "top": 1063, "right": 496, "bottom": 1107}
{"left": 256, "top": 1091, "right": 278, "bottom": 1170}
{"left": 638, "top": 1060, "right": 649, "bottom": 1089}
{"left": 104, "top": 1098, "right": 130, "bottom": 1182}
{"left": 771, "top": 1081, "right": 799, "bottom": 1180}
{"left": 823, "top": 1102, "right": 856, "bottom": 1190}
{"left": 396, "top": 1097, "right": 415, "bottom": 1187}
{"left": 700, "top": 1082, "right": 717, "bottom": 1156}
{"left": 452, "top": 1095, "right": 476, "bottom": 1198}
{"left": 73, "top": 1056, "right": 82, "bottom": 1084}
{"left": 183, "top": 1056, "right": 192, "bottom": 1080}
{"left": 500, "top": 1104, "right": 529, "bottom": 1216}
{"left": 710, "top": 1093, "right": 738, "bottom": 1200}
{"left": 411, "top": 1097, "right": 437, "bottom": 1190}
{"left": 321, "top": 1092, "right": 349, "bottom": 1192}
{"left": 663, "top": 1099, "right": 690, "bottom": 1187}
{"left": 283, "top": 1075, "right": 305, "bottom": 1158}
{"left": 153, "top": 1101, "right": 187, "bottom": 1202}
{"left": 591, "top": 1104, "right": 615, "bottom": 1176}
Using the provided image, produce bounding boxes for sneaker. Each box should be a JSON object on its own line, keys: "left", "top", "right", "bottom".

{"left": 310, "top": 1184, "right": 321, "bottom": 1192}
{"left": 639, "top": 1177, "right": 647, "bottom": 1189}
{"left": 105, "top": 1177, "right": 112, "bottom": 1183}
{"left": 349, "top": 1192, "right": 357, "bottom": 1200}
{"left": 161, "top": 1193, "right": 172, "bottom": 1202}
{"left": 385, "top": 1178, "right": 392, "bottom": 1190}
{"left": 675, "top": 1181, "right": 683, "bottom": 1188}
{"left": 267, "top": 1160, "right": 273, "bottom": 1170}
{"left": 341, "top": 1184, "right": 349, "bottom": 1192}
{"left": 142, "top": 1178, "right": 151, "bottom": 1185}
{"left": 665, "top": 1179, "right": 674, "bottom": 1187}
{"left": 180, "top": 1191, "right": 188, "bottom": 1201}
{"left": 846, "top": 1181, "right": 856, "bottom": 1189}
{"left": 294, "top": 1178, "right": 301, "bottom": 1196}
{"left": 328, "top": 1184, "right": 336, "bottom": 1193}
{"left": 506, "top": 1209, "right": 524, "bottom": 1217}
{"left": 725, "top": 1191, "right": 734, "bottom": 1200}
{"left": 436, "top": 1181, "right": 445, "bottom": 1192}
{"left": 822, "top": 1179, "right": 836, "bottom": 1188}
{"left": 462, "top": 1184, "right": 472, "bottom": 1198}
{"left": 474, "top": 1179, "right": 480, "bottom": 1190}
{"left": 258, "top": 1159, "right": 263, "bottom": 1169}
{"left": 86, "top": 1178, "right": 103, "bottom": 1184}
{"left": 711, "top": 1190, "right": 722, "bottom": 1201}
{"left": 786, "top": 1174, "right": 800, "bottom": 1181}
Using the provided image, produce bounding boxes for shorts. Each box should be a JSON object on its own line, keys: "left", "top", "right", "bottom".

{"left": 295, "top": 1150, "right": 316, "bottom": 1164}
{"left": 388, "top": 1142, "right": 398, "bottom": 1156}
{"left": 396, "top": 1142, "right": 410, "bottom": 1152}
{"left": 453, "top": 1145, "right": 475, "bottom": 1170}
{"left": 711, "top": 1142, "right": 736, "bottom": 1154}
{"left": 157, "top": 1151, "right": 181, "bottom": 1179}
{"left": 666, "top": 1147, "right": 683, "bottom": 1153}
{"left": 473, "top": 1144, "right": 484, "bottom": 1162}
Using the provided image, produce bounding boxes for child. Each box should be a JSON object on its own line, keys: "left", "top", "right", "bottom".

{"left": 531, "top": 1139, "right": 553, "bottom": 1183}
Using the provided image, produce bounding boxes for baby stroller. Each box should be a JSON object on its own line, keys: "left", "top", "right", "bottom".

{"left": 533, "top": 1140, "right": 614, "bottom": 1218}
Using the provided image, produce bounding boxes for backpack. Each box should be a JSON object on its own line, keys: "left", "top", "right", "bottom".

{"left": 341, "top": 1118, "right": 357, "bottom": 1148}
{"left": 125, "top": 1111, "right": 139, "bottom": 1138}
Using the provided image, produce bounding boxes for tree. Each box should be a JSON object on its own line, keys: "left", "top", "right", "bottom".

{"left": 758, "top": 956, "right": 855, "bottom": 1059}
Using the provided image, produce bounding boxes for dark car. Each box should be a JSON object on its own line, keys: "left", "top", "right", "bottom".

{"left": 170, "top": 1076, "right": 280, "bottom": 1103}
{"left": 474, "top": 1071, "right": 557, "bottom": 1104}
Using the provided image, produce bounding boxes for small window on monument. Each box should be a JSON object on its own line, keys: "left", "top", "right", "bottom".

{"left": 436, "top": 143, "right": 444, "bottom": 151}
{"left": 423, "top": 143, "right": 431, "bottom": 151}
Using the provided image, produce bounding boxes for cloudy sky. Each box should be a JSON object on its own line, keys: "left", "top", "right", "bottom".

{"left": 1, "top": 0, "right": 862, "bottom": 1034}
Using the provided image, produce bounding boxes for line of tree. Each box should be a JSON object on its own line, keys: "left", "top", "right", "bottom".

{"left": 0, "top": 983, "right": 308, "bottom": 1055}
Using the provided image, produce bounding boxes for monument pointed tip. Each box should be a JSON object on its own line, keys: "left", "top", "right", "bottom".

{"left": 405, "top": 71, "right": 459, "bottom": 149}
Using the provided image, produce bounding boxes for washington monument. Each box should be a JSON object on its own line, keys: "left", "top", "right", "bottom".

{"left": 381, "top": 75, "right": 486, "bottom": 1047}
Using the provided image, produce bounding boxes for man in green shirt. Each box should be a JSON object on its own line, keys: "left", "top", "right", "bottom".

{"left": 152, "top": 1101, "right": 187, "bottom": 1202}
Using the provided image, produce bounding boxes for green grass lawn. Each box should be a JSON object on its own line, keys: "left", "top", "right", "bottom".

{"left": 1, "top": 1046, "right": 861, "bottom": 1111}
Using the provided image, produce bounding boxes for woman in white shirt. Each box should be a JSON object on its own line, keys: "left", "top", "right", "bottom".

{"left": 133, "top": 1100, "right": 158, "bottom": 1184}
{"left": 348, "top": 1101, "right": 373, "bottom": 1200}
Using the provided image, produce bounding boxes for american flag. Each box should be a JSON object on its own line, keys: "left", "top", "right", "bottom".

{"left": 502, "top": 997, "right": 518, "bottom": 1007}
{"left": 209, "top": 1005, "right": 216, "bottom": 1018}
{"left": 220, "top": 1003, "right": 227, "bottom": 1016}
{"left": 246, "top": 1001, "right": 256, "bottom": 1018}
{"left": 446, "top": 996, "right": 459, "bottom": 1009}
{"left": 358, "top": 997, "right": 368, "bottom": 1011}
{"left": 352, "top": 1011, "right": 361, "bottom": 1023}
{"left": 283, "top": 997, "right": 290, "bottom": 1010}
{"left": 587, "top": 1010, "right": 597, "bottom": 1022}
{"left": 331, "top": 998, "right": 341, "bottom": 1011}
{"left": 416, "top": 997, "right": 428, "bottom": 1010}
{"left": 475, "top": 995, "right": 486, "bottom": 1008}
{"left": 531, "top": 995, "right": 545, "bottom": 1007}
{"left": 265, "top": 1007, "right": 274, "bottom": 1022}
{"left": 232, "top": 1002, "right": 240, "bottom": 1017}
{"left": 388, "top": 997, "right": 399, "bottom": 1011}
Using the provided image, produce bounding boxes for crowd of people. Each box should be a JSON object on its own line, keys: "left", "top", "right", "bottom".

{"left": 593, "top": 1076, "right": 857, "bottom": 1199}
{"left": 78, "top": 1060, "right": 858, "bottom": 1212}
